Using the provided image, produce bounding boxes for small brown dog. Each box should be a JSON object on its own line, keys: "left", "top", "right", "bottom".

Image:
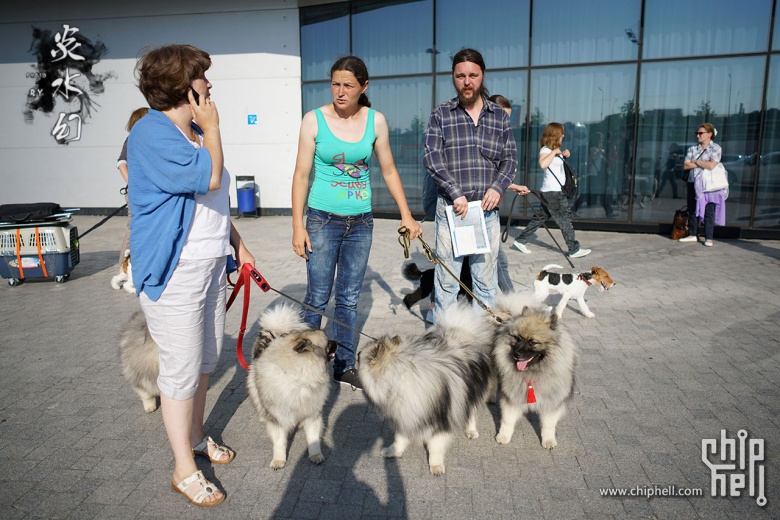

{"left": 533, "top": 264, "right": 615, "bottom": 318}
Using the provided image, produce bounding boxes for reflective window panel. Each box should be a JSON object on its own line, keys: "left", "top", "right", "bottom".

{"left": 532, "top": 0, "right": 640, "bottom": 66}
{"left": 754, "top": 55, "right": 780, "bottom": 228}
{"left": 300, "top": 3, "right": 350, "bottom": 82}
{"left": 351, "top": 0, "right": 433, "bottom": 76}
{"left": 529, "top": 64, "right": 637, "bottom": 221}
{"left": 638, "top": 57, "right": 765, "bottom": 225}
{"left": 435, "top": 0, "right": 529, "bottom": 71}
{"left": 363, "top": 77, "right": 433, "bottom": 213}
{"left": 643, "top": 0, "right": 773, "bottom": 59}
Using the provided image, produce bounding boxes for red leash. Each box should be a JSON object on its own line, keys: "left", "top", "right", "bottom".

{"left": 226, "top": 263, "right": 378, "bottom": 370}
{"left": 226, "top": 263, "right": 270, "bottom": 369}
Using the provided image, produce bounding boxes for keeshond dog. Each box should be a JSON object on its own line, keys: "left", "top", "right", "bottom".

{"left": 357, "top": 302, "right": 494, "bottom": 476}
{"left": 119, "top": 310, "right": 160, "bottom": 413}
{"left": 246, "top": 305, "right": 337, "bottom": 470}
{"left": 493, "top": 293, "right": 580, "bottom": 449}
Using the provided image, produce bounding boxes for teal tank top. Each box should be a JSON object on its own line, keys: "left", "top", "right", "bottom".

{"left": 308, "top": 107, "right": 376, "bottom": 215}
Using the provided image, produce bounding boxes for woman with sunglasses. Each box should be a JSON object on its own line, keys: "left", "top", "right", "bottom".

{"left": 680, "top": 123, "right": 724, "bottom": 246}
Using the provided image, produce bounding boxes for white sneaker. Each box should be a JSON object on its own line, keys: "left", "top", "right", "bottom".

{"left": 569, "top": 248, "right": 591, "bottom": 259}
{"left": 678, "top": 236, "right": 698, "bottom": 242}
{"left": 703, "top": 240, "right": 713, "bottom": 247}
{"left": 511, "top": 241, "right": 531, "bottom": 254}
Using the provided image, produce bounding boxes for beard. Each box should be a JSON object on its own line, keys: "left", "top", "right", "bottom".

{"left": 457, "top": 85, "right": 480, "bottom": 106}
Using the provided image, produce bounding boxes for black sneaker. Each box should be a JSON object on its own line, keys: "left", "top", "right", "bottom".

{"left": 334, "top": 369, "right": 362, "bottom": 390}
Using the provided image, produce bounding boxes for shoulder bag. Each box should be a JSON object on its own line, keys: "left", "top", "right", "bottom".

{"left": 701, "top": 163, "right": 729, "bottom": 193}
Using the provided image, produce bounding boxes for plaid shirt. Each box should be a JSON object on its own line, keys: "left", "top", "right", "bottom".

{"left": 424, "top": 97, "right": 518, "bottom": 203}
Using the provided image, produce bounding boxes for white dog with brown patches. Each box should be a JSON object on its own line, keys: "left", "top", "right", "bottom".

{"left": 110, "top": 250, "right": 135, "bottom": 294}
{"left": 533, "top": 264, "right": 615, "bottom": 318}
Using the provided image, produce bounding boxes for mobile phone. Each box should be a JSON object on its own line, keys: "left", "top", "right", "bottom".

{"left": 188, "top": 86, "right": 200, "bottom": 105}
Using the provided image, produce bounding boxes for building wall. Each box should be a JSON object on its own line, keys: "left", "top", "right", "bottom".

{"left": 0, "top": 0, "right": 301, "bottom": 212}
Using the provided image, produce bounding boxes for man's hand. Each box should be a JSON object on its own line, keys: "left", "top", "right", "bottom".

{"left": 481, "top": 188, "right": 502, "bottom": 211}
{"left": 452, "top": 195, "right": 469, "bottom": 218}
{"left": 507, "top": 184, "right": 530, "bottom": 195}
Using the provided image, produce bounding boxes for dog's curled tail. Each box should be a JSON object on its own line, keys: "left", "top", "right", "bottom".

{"left": 402, "top": 261, "right": 423, "bottom": 281}
{"left": 258, "top": 304, "right": 309, "bottom": 335}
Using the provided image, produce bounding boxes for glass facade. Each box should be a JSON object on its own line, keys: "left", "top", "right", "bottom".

{"left": 300, "top": 0, "right": 780, "bottom": 234}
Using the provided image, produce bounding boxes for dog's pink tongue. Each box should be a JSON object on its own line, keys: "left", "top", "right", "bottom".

{"left": 516, "top": 357, "right": 534, "bottom": 371}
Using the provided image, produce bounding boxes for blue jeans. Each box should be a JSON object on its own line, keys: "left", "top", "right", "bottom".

{"left": 433, "top": 197, "right": 499, "bottom": 316}
{"left": 515, "top": 191, "right": 581, "bottom": 254}
{"left": 496, "top": 245, "right": 513, "bottom": 294}
{"left": 303, "top": 208, "right": 373, "bottom": 375}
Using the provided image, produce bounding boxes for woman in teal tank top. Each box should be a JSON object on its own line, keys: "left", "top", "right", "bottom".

{"left": 291, "top": 56, "right": 421, "bottom": 389}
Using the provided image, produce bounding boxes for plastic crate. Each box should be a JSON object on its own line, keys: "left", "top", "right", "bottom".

{"left": 0, "top": 224, "right": 79, "bottom": 284}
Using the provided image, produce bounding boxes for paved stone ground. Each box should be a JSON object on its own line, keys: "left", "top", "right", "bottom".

{"left": 0, "top": 214, "right": 778, "bottom": 519}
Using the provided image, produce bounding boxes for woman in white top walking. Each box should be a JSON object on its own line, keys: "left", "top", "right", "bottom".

{"left": 511, "top": 122, "right": 590, "bottom": 258}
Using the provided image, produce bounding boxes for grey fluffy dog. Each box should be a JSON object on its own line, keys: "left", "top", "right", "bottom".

{"left": 357, "top": 302, "right": 494, "bottom": 476}
{"left": 492, "top": 292, "right": 580, "bottom": 449}
{"left": 119, "top": 310, "right": 161, "bottom": 413}
{"left": 246, "top": 305, "right": 337, "bottom": 470}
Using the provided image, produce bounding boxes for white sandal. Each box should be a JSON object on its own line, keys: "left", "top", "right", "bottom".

{"left": 171, "top": 470, "right": 224, "bottom": 507}
{"left": 192, "top": 435, "right": 235, "bottom": 464}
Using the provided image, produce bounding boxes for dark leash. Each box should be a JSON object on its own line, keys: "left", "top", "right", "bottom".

{"left": 226, "top": 263, "right": 378, "bottom": 370}
{"left": 502, "top": 191, "right": 577, "bottom": 272}
{"left": 397, "top": 227, "right": 503, "bottom": 323}
{"left": 78, "top": 204, "right": 128, "bottom": 239}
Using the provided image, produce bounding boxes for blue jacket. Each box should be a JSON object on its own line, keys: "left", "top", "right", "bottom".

{"left": 127, "top": 109, "right": 211, "bottom": 301}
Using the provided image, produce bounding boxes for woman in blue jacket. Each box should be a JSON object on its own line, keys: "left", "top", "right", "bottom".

{"left": 128, "top": 44, "right": 254, "bottom": 507}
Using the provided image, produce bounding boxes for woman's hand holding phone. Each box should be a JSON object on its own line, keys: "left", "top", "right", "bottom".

{"left": 187, "top": 87, "right": 219, "bottom": 131}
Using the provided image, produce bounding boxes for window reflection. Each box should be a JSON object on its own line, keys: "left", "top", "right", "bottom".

{"left": 532, "top": 0, "right": 639, "bottom": 66}
{"left": 529, "top": 65, "right": 636, "bottom": 221}
{"left": 643, "top": 0, "right": 773, "bottom": 59}
{"left": 299, "top": 0, "right": 780, "bottom": 231}
{"left": 300, "top": 3, "right": 350, "bottom": 82}
{"left": 639, "top": 57, "right": 764, "bottom": 225}
{"left": 435, "top": 0, "right": 529, "bottom": 71}
{"left": 351, "top": 0, "right": 432, "bottom": 76}
{"left": 364, "top": 77, "right": 433, "bottom": 212}
{"left": 754, "top": 56, "right": 780, "bottom": 228}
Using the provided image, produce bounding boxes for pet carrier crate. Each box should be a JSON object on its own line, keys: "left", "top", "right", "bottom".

{"left": 0, "top": 221, "right": 79, "bottom": 285}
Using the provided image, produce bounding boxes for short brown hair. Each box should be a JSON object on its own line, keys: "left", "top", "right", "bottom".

{"left": 125, "top": 107, "right": 149, "bottom": 132}
{"left": 699, "top": 122, "right": 717, "bottom": 139}
{"left": 488, "top": 94, "right": 511, "bottom": 110}
{"left": 135, "top": 45, "right": 211, "bottom": 111}
{"left": 540, "top": 122, "right": 564, "bottom": 150}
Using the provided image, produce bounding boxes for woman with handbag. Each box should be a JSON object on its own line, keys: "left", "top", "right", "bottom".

{"left": 680, "top": 123, "right": 724, "bottom": 247}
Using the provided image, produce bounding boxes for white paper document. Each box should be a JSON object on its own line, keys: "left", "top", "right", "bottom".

{"left": 445, "top": 201, "right": 491, "bottom": 257}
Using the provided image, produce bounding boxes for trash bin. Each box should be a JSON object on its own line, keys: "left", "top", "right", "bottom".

{"left": 237, "top": 186, "right": 256, "bottom": 213}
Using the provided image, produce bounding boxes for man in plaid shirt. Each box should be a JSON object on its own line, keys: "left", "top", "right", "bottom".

{"left": 424, "top": 48, "right": 518, "bottom": 318}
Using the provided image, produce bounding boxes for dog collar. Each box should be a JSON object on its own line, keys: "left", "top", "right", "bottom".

{"left": 577, "top": 273, "right": 592, "bottom": 286}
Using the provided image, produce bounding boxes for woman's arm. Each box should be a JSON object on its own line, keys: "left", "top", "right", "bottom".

{"left": 188, "top": 90, "right": 224, "bottom": 191}
{"left": 118, "top": 163, "right": 129, "bottom": 184}
{"left": 538, "top": 147, "right": 562, "bottom": 169}
{"left": 291, "top": 111, "right": 318, "bottom": 259}
{"left": 695, "top": 159, "right": 719, "bottom": 170}
{"left": 230, "top": 222, "right": 255, "bottom": 267}
{"left": 373, "top": 112, "right": 422, "bottom": 239}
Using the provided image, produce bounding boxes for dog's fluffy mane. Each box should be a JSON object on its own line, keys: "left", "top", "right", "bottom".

{"left": 495, "top": 290, "right": 550, "bottom": 319}
{"left": 359, "top": 302, "right": 494, "bottom": 438}
{"left": 253, "top": 304, "right": 310, "bottom": 359}
{"left": 431, "top": 302, "right": 496, "bottom": 345}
